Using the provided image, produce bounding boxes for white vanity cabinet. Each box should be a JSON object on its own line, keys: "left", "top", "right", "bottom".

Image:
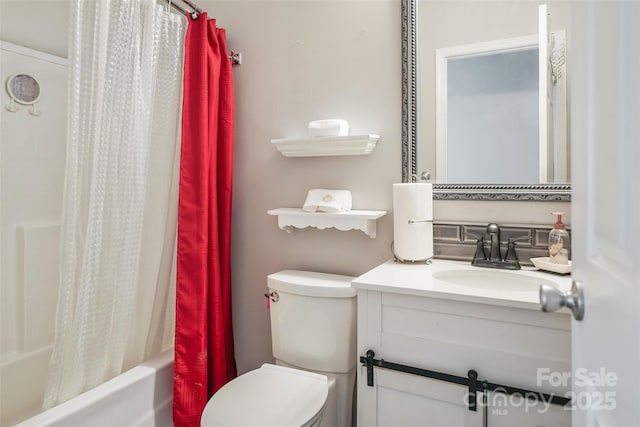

{"left": 353, "top": 260, "right": 572, "bottom": 427}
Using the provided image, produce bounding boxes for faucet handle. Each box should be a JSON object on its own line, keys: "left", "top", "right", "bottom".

{"left": 505, "top": 240, "right": 518, "bottom": 261}
{"left": 504, "top": 236, "right": 529, "bottom": 268}
{"left": 465, "top": 231, "right": 488, "bottom": 263}
{"left": 472, "top": 236, "right": 487, "bottom": 262}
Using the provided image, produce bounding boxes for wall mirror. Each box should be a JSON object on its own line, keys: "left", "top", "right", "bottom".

{"left": 401, "top": 0, "right": 571, "bottom": 201}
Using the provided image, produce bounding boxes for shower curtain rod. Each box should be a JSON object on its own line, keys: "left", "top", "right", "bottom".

{"left": 167, "top": 0, "right": 203, "bottom": 17}
{"left": 164, "top": 0, "right": 243, "bottom": 65}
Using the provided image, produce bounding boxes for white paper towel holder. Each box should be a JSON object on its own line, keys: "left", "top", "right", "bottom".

{"left": 391, "top": 216, "right": 434, "bottom": 263}
{"left": 391, "top": 240, "right": 433, "bottom": 264}
{"left": 392, "top": 174, "right": 433, "bottom": 264}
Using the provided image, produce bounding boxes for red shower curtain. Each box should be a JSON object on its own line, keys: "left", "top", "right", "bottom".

{"left": 174, "top": 14, "right": 237, "bottom": 426}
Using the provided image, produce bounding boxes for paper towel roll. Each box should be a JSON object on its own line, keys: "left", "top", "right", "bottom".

{"left": 393, "top": 183, "right": 433, "bottom": 261}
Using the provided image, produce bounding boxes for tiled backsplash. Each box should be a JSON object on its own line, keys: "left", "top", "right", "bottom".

{"left": 433, "top": 222, "right": 571, "bottom": 266}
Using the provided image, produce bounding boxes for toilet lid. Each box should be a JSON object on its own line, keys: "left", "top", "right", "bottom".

{"left": 201, "top": 364, "right": 328, "bottom": 426}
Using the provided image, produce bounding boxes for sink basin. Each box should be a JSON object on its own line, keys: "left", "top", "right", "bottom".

{"left": 432, "top": 269, "right": 557, "bottom": 292}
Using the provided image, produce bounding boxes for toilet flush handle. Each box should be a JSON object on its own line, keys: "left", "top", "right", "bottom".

{"left": 263, "top": 291, "right": 279, "bottom": 308}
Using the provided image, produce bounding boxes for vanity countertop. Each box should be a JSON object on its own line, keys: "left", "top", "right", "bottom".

{"left": 352, "top": 259, "right": 572, "bottom": 312}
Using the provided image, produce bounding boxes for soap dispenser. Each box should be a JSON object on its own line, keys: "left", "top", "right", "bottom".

{"left": 549, "top": 212, "right": 570, "bottom": 264}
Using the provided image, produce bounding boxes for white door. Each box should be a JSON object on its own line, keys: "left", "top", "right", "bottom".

{"left": 569, "top": 2, "right": 640, "bottom": 427}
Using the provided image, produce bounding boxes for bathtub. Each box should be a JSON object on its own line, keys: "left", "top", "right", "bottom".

{"left": 13, "top": 350, "right": 174, "bottom": 427}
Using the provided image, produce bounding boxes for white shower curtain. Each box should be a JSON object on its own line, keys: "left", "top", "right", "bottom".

{"left": 45, "top": 0, "right": 186, "bottom": 408}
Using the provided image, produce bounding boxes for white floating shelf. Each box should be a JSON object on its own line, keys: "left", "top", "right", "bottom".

{"left": 271, "top": 134, "right": 380, "bottom": 158}
{"left": 267, "top": 208, "right": 387, "bottom": 238}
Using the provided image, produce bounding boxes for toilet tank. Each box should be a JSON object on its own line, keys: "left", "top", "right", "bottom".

{"left": 267, "top": 270, "right": 357, "bottom": 373}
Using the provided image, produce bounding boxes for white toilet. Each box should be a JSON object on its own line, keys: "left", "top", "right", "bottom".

{"left": 201, "top": 270, "right": 357, "bottom": 427}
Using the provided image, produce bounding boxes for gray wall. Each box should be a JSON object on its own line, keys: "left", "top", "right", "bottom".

{"left": 204, "top": 0, "right": 401, "bottom": 373}
{"left": 1, "top": 0, "right": 571, "bottom": 377}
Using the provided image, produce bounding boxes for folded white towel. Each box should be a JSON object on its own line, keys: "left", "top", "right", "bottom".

{"left": 308, "top": 119, "right": 349, "bottom": 137}
{"left": 302, "top": 189, "right": 353, "bottom": 213}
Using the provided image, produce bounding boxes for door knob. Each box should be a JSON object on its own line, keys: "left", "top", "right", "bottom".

{"left": 539, "top": 280, "right": 585, "bottom": 321}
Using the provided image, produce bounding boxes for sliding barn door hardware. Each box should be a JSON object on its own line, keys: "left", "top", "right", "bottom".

{"left": 360, "top": 350, "right": 570, "bottom": 412}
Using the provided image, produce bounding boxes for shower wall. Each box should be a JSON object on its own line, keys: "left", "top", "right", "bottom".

{"left": 0, "top": 41, "right": 68, "bottom": 426}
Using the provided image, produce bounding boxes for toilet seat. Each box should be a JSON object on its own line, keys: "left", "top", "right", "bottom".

{"left": 200, "top": 363, "right": 329, "bottom": 427}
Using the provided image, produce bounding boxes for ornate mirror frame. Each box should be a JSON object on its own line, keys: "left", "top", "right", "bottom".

{"left": 401, "top": 0, "right": 571, "bottom": 201}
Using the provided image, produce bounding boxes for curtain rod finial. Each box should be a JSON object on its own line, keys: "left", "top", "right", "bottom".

{"left": 229, "top": 51, "right": 242, "bottom": 66}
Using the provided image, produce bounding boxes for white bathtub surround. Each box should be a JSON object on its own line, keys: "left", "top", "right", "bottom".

{"left": 0, "top": 41, "right": 68, "bottom": 426}
{"left": 14, "top": 350, "right": 174, "bottom": 427}
{"left": 44, "top": 0, "right": 185, "bottom": 408}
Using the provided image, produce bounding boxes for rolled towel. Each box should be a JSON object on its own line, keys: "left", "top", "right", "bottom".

{"left": 308, "top": 119, "right": 349, "bottom": 137}
{"left": 302, "top": 189, "right": 353, "bottom": 213}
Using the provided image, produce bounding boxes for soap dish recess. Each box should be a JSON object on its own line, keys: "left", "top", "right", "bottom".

{"left": 530, "top": 257, "right": 572, "bottom": 274}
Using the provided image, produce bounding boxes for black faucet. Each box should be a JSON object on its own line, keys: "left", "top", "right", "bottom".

{"left": 470, "top": 223, "right": 530, "bottom": 270}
